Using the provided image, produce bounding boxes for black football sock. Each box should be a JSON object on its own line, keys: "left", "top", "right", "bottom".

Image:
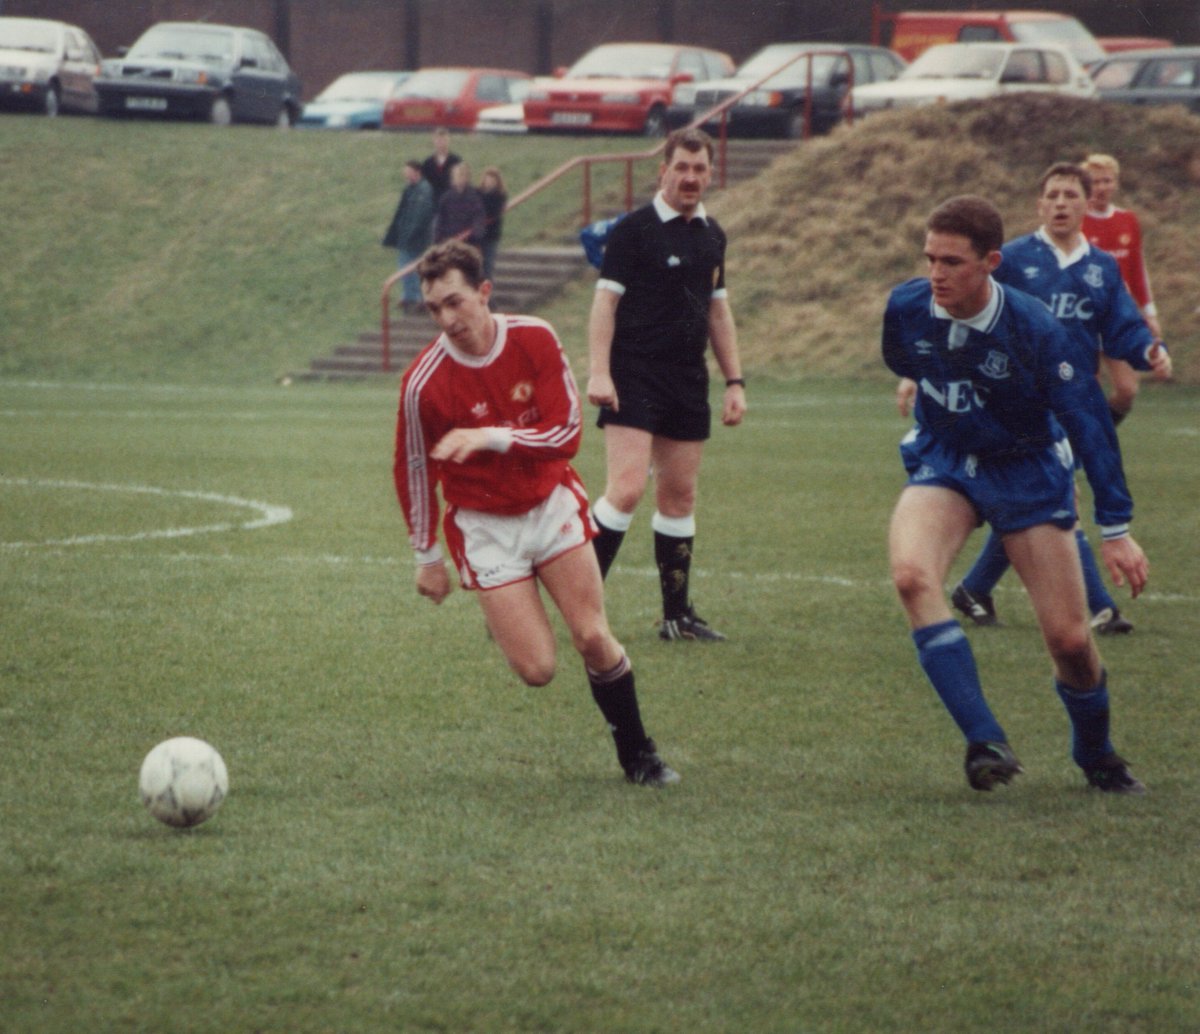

{"left": 654, "top": 530, "right": 693, "bottom": 621}
{"left": 592, "top": 523, "right": 625, "bottom": 579}
{"left": 586, "top": 655, "right": 648, "bottom": 767}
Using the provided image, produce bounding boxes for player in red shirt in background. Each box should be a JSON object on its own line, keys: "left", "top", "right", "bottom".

{"left": 393, "top": 240, "right": 679, "bottom": 787}
{"left": 1081, "top": 153, "right": 1163, "bottom": 425}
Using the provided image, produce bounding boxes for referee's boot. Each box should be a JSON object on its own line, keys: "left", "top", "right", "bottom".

{"left": 659, "top": 606, "right": 726, "bottom": 642}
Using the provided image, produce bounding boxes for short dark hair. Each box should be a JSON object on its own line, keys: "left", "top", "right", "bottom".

{"left": 664, "top": 127, "right": 714, "bottom": 164}
{"left": 418, "top": 240, "right": 485, "bottom": 288}
{"left": 404, "top": 159, "right": 422, "bottom": 173}
{"left": 1039, "top": 161, "right": 1092, "bottom": 198}
{"left": 926, "top": 196, "right": 1004, "bottom": 257}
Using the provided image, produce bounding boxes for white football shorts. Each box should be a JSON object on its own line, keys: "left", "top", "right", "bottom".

{"left": 448, "top": 478, "right": 595, "bottom": 590}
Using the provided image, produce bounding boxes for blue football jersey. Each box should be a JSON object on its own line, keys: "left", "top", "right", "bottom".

{"left": 883, "top": 277, "right": 1132, "bottom": 527}
{"left": 995, "top": 232, "right": 1154, "bottom": 375}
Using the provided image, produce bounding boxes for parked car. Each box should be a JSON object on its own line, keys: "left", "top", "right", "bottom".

{"left": 523, "top": 42, "right": 734, "bottom": 136}
{"left": 668, "top": 43, "right": 905, "bottom": 138}
{"left": 382, "top": 66, "right": 530, "bottom": 130}
{"left": 0, "top": 16, "right": 101, "bottom": 116}
{"left": 95, "top": 22, "right": 302, "bottom": 126}
{"left": 297, "top": 71, "right": 410, "bottom": 129}
{"left": 852, "top": 42, "right": 1095, "bottom": 116}
{"left": 874, "top": 8, "right": 1107, "bottom": 68}
{"left": 1091, "top": 47, "right": 1200, "bottom": 114}
{"left": 474, "top": 78, "right": 534, "bottom": 133}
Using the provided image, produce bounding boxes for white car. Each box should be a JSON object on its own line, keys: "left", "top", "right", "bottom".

{"left": 474, "top": 78, "right": 533, "bottom": 134}
{"left": 852, "top": 42, "right": 1096, "bottom": 116}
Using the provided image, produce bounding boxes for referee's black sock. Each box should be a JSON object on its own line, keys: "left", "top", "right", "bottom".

{"left": 653, "top": 512, "right": 696, "bottom": 622}
{"left": 586, "top": 655, "right": 648, "bottom": 767}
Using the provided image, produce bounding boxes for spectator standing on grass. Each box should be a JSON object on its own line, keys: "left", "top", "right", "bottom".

{"left": 433, "top": 161, "right": 486, "bottom": 249}
{"left": 393, "top": 240, "right": 679, "bottom": 787}
{"left": 421, "top": 126, "right": 462, "bottom": 204}
{"left": 1081, "top": 153, "right": 1163, "bottom": 425}
{"left": 478, "top": 166, "right": 508, "bottom": 284}
{"left": 382, "top": 159, "right": 435, "bottom": 313}
{"left": 586, "top": 127, "right": 746, "bottom": 643}
{"left": 949, "top": 163, "right": 1171, "bottom": 637}
{"left": 885, "top": 194, "right": 1148, "bottom": 794}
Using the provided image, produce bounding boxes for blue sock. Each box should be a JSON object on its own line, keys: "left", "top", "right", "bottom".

{"left": 1075, "top": 529, "right": 1115, "bottom": 615}
{"left": 1055, "top": 671, "right": 1113, "bottom": 768}
{"left": 913, "top": 620, "right": 1006, "bottom": 744}
{"left": 962, "top": 530, "right": 1010, "bottom": 597}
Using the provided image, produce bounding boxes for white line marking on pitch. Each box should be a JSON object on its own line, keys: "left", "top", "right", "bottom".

{"left": 0, "top": 477, "right": 293, "bottom": 549}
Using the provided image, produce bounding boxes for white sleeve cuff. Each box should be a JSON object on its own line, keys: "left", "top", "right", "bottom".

{"left": 484, "top": 427, "right": 512, "bottom": 453}
{"left": 1143, "top": 302, "right": 1158, "bottom": 317}
{"left": 596, "top": 278, "right": 625, "bottom": 296}
{"left": 414, "top": 543, "right": 443, "bottom": 565}
{"left": 1100, "top": 524, "right": 1130, "bottom": 541}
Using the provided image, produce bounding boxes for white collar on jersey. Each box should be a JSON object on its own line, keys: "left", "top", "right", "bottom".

{"left": 1088, "top": 204, "right": 1117, "bottom": 219}
{"left": 933, "top": 276, "right": 1002, "bottom": 342}
{"left": 1035, "top": 226, "right": 1092, "bottom": 269}
{"left": 653, "top": 191, "right": 708, "bottom": 225}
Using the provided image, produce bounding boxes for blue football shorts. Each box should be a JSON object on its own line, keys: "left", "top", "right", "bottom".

{"left": 898, "top": 426, "right": 1077, "bottom": 535}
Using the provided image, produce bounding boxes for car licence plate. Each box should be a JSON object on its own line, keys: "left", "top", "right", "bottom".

{"left": 126, "top": 96, "right": 168, "bottom": 111}
{"left": 550, "top": 111, "right": 592, "bottom": 126}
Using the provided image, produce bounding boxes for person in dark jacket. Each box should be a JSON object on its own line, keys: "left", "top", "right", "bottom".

{"left": 478, "top": 166, "right": 508, "bottom": 283}
{"left": 433, "top": 162, "right": 486, "bottom": 249}
{"left": 421, "top": 127, "right": 462, "bottom": 204}
{"left": 383, "top": 160, "right": 435, "bottom": 311}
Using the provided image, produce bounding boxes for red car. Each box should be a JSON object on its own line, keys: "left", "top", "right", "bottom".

{"left": 523, "top": 42, "right": 734, "bottom": 135}
{"left": 382, "top": 66, "right": 531, "bottom": 129}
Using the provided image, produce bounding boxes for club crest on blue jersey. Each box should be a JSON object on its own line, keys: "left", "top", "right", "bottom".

{"left": 1057, "top": 361, "right": 1075, "bottom": 381}
{"left": 1022, "top": 265, "right": 1039, "bottom": 280}
{"left": 978, "top": 351, "right": 1011, "bottom": 380}
{"left": 1083, "top": 264, "right": 1105, "bottom": 289}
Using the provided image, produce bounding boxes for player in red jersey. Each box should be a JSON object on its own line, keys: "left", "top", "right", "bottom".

{"left": 393, "top": 240, "right": 679, "bottom": 786}
{"left": 1082, "top": 153, "right": 1162, "bottom": 424}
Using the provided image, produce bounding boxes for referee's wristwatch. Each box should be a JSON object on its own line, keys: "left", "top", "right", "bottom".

{"left": 725, "top": 377, "right": 746, "bottom": 388}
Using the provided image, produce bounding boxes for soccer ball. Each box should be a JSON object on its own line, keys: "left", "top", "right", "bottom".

{"left": 139, "top": 737, "right": 228, "bottom": 828}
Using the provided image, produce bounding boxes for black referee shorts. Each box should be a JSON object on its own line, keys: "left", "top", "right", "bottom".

{"left": 597, "top": 360, "right": 711, "bottom": 441}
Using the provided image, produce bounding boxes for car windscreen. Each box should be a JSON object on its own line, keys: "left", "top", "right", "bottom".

{"left": 0, "top": 19, "right": 59, "bottom": 52}
{"left": 904, "top": 45, "right": 1005, "bottom": 80}
{"left": 318, "top": 74, "right": 405, "bottom": 102}
{"left": 128, "top": 26, "right": 235, "bottom": 63}
{"left": 395, "top": 69, "right": 469, "bottom": 99}
{"left": 568, "top": 46, "right": 676, "bottom": 80}
{"left": 1010, "top": 19, "right": 1105, "bottom": 65}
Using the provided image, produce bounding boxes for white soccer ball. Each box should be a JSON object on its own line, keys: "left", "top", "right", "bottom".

{"left": 139, "top": 736, "right": 229, "bottom": 828}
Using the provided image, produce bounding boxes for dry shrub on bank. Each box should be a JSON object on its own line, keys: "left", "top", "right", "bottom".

{"left": 712, "top": 95, "right": 1200, "bottom": 382}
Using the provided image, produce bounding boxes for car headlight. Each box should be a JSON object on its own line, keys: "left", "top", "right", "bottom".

{"left": 740, "top": 90, "right": 784, "bottom": 108}
{"left": 174, "top": 68, "right": 209, "bottom": 85}
{"left": 600, "top": 92, "right": 639, "bottom": 104}
{"left": 0, "top": 64, "right": 29, "bottom": 79}
{"left": 673, "top": 85, "right": 696, "bottom": 105}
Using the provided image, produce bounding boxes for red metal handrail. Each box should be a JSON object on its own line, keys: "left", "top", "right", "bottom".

{"left": 378, "top": 49, "right": 855, "bottom": 371}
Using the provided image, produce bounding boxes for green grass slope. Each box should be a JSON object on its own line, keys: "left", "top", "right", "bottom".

{"left": 3, "top": 97, "right": 1198, "bottom": 386}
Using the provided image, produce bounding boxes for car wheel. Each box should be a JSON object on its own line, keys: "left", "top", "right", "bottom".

{"left": 643, "top": 105, "right": 667, "bottom": 137}
{"left": 44, "top": 83, "right": 61, "bottom": 117}
{"left": 209, "top": 96, "right": 233, "bottom": 126}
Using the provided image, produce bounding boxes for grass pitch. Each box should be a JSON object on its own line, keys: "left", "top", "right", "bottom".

{"left": 2, "top": 376, "right": 1198, "bottom": 1032}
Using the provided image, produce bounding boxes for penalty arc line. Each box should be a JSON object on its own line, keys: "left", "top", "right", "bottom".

{"left": 0, "top": 477, "right": 293, "bottom": 549}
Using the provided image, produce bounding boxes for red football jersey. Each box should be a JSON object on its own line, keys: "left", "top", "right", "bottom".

{"left": 394, "top": 314, "right": 585, "bottom": 556}
{"left": 1083, "top": 206, "right": 1153, "bottom": 310}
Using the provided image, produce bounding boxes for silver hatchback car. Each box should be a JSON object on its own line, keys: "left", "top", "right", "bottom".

{"left": 0, "top": 16, "right": 102, "bottom": 116}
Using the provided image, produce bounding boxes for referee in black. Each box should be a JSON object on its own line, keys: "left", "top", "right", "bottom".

{"left": 586, "top": 127, "right": 747, "bottom": 641}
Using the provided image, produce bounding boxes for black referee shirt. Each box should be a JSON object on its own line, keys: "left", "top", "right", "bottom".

{"left": 599, "top": 196, "right": 727, "bottom": 367}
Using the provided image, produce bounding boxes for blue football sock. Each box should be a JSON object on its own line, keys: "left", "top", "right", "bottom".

{"left": 961, "top": 530, "right": 1010, "bottom": 597}
{"left": 1055, "top": 671, "right": 1114, "bottom": 768}
{"left": 913, "top": 620, "right": 1006, "bottom": 744}
{"left": 1075, "top": 529, "right": 1116, "bottom": 615}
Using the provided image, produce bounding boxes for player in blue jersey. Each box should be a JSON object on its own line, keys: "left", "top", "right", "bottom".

{"left": 884, "top": 195, "right": 1148, "bottom": 793}
{"left": 948, "top": 163, "right": 1171, "bottom": 636}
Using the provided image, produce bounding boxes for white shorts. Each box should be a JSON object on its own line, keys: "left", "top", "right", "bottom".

{"left": 448, "top": 478, "right": 595, "bottom": 591}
